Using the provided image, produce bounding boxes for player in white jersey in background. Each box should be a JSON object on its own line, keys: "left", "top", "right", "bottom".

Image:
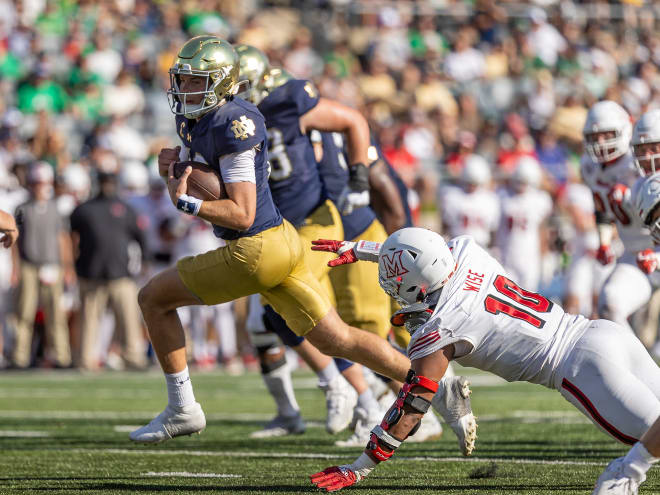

{"left": 439, "top": 154, "right": 499, "bottom": 250}
{"left": 558, "top": 176, "right": 606, "bottom": 317}
{"left": 591, "top": 174, "right": 660, "bottom": 495}
{"left": 495, "top": 156, "right": 552, "bottom": 291}
{"left": 580, "top": 101, "right": 655, "bottom": 334}
{"left": 309, "top": 227, "right": 660, "bottom": 492}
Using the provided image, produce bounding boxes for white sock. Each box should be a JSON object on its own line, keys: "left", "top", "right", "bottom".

{"left": 623, "top": 442, "right": 659, "bottom": 482}
{"left": 357, "top": 388, "right": 379, "bottom": 413}
{"left": 165, "top": 367, "right": 196, "bottom": 408}
{"left": 317, "top": 362, "right": 340, "bottom": 388}
{"left": 263, "top": 363, "right": 300, "bottom": 418}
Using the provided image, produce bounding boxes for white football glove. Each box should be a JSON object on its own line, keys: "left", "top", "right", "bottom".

{"left": 336, "top": 163, "right": 370, "bottom": 216}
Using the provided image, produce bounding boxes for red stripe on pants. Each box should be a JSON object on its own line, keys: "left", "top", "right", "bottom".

{"left": 561, "top": 378, "right": 638, "bottom": 445}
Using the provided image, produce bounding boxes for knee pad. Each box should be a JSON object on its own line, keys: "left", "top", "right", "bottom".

{"left": 367, "top": 369, "right": 439, "bottom": 461}
{"left": 263, "top": 305, "right": 305, "bottom": 347}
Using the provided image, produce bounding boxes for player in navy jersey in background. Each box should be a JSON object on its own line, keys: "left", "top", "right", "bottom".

{"left": 236, "top": 45, "right": 375, "bottom": 438}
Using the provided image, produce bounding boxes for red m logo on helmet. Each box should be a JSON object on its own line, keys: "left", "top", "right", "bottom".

{"left": 381, "top": 250, "right": 409, "bottom": 279}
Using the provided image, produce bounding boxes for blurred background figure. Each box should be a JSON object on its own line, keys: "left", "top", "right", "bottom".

{"left": 70, "top": 170, "right": 147, "bottom": 371}
{"left": 439, "top": 154, "right": 500, "bottom": 251}
{"left": 495, "top": 157, "right": 552, "bottom": 291}
{"left": 10, "top": 162, "right": 73, "bottom": 369}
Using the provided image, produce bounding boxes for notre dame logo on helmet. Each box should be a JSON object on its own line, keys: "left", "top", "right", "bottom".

{"left": 231, "top": 115, "right": 256, "bottom": 140}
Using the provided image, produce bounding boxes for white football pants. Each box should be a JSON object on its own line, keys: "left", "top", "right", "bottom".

{"left": 598, "top": 259, "right": 652, "bottom": 333}
{"left": 555, "top": 319, "right": 660, "bottom": 444}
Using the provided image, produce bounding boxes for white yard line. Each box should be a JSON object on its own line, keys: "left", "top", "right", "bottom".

{"left": 0, "top": 430, "right": 50, "bottom": 437}
{"left": 52, "top": 448, "right": 607, "bottom": 467}
{"left": 0, "top": 409, "right": 584, "bottom": 423}
{"left": 143, "top": 471, "right": 241, "bottom": 478}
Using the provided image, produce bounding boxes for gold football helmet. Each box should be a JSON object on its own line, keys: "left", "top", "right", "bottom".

{"left": 168, "top": 35, "right": 240, "bottom": 119}
{"left": 259, "top": 67, "right": 293, "bottom": 96}
{"left": 235, "top": 44, "right": 269, "bottom": 104}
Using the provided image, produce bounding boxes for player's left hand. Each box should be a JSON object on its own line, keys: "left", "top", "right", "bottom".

{"left": 637, "top": 248, "right": 659, "bottom": 274}
{"left": 336, "top": 163, "right": 370, "bottom": 215}
{"left": 312, "top": 239, "right": 358, "bottom": 266}
{"left": 336, "top": 187, "right": 370, "bottom": 216}
{"left": 310, "top": 466, "right": 359, "bottom": 492}
{"left": 167, "top": 162, "right": 192, "bottom": 206}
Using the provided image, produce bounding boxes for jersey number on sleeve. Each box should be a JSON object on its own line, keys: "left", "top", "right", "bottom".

{"left": 484, "top": 275, "right": 553, "bottom": 328}
{"left": 267, "top": 128, "right": 292, "bottom": 181}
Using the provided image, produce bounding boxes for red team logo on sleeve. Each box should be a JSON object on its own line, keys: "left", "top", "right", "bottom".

{"left": 381, "top": 250, "right": 409, "bottom": 278}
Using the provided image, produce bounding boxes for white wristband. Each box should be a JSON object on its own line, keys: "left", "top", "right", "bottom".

{"left": 346, "top": 452, "right": 378, "bottom": 480}
{"left": 355, "top": 240, "right": 382, "bottom": 262}
{"left": 176, "top": 194, "right": 203, "bottom": 216}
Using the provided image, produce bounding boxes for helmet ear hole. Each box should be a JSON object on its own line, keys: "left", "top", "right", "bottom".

{"left": 406, "top": 286, "right": 417, "bottom": 293}
{"left": 407, "top": 250, "right": 417, "bottom": 259}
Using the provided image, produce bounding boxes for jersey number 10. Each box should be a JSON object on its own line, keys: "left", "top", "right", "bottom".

{"left": 484, "top": 275, "right": 553, "bottom": 328}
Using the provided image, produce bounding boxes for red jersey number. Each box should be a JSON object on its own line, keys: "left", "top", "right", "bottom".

{"left": 484, "top": 275, "right": 553, "bottom": 329}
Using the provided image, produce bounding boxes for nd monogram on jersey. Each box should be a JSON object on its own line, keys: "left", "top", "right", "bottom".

{"left": 408, "top": 236, "right": 591, "bottom": 388}
{"left": 581, "top": 151, "right": 653, "bottom": 253}
{"left": 174, "top": 96, "right": 282, "bottom": 240}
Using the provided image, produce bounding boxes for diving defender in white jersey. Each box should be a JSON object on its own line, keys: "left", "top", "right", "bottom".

{"left": 309, "top": 227, "right": 660, "bottom": 492}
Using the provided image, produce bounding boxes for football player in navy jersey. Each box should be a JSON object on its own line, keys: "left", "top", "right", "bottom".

{"left": 236, "top": 45, "right": 375, "bottom": 438}
{"left": 130, "top": 36, "right": 417, "bottom": 444}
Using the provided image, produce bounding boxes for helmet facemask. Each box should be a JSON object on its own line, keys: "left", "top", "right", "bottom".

{"left": 584, "top": 130, "right": 625, "bottom": 164}
{"left": 632, "top": 141, "right": 660, "bottom": 177}
{"left": 168, "top": 65, "right": 234, "bottom": 119}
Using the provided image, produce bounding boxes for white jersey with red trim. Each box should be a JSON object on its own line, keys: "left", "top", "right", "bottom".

{"left": 495, "top": 187, "right": 552, "bottom": 289}
{"left": 440, "top": 185, "right": 500, "bottom": 248}
{"left": 407, "top": 236, "right": 591, "bottom": 388}
{"left": 581, "top": 152, "right": 652, "bottom": 253}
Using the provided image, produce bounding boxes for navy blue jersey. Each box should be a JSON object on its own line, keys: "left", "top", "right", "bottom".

{"left": 257, "top": 79, "right": 325, "bottom": 227}
{"left": 368, "top": 141, "right": 413, "bottom": 228}
{"left": 316, "top": 131, "right": 376, "bottom": 240}
{"left": 175, "top": 97, "right": 282, "bottom": 240}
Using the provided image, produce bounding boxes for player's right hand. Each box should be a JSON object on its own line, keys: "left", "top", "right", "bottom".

{"left": 637, "top": 249, "right": 659, "bottom": 274}
{"left": 596, "top": 244, "right": 615, "bottom": 265}
{"left": 158, "top": 146, "right": 181, "bottom": 178}
{"left": 0, "top": 228, "right": 18, "bottom": 248}
{"left": 310, "top": 466, "right": 359, "bottom": 492}
{"left": 311, "top": 239, "right": 358, "bottom": 266}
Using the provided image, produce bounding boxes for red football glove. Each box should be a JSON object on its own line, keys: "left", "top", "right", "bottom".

{"left": 310, "top": 466, "right": 358, "bottom": 492}
{"left": 311, "top": 239, "right": 358, "bottom": 267}
{"left": 596, "top": 244, "right": 616, "bottom": 265}
{"left": 637, "top": 249, "right": 659, "bottom": 274}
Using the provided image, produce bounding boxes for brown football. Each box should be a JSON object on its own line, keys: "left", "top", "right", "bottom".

{"left": 173, "top": 161, "right": 227, "bottom": 201}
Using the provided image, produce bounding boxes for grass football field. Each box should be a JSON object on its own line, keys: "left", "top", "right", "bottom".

{"left": 0, "top": 366, "right": 657, "bottom": 495}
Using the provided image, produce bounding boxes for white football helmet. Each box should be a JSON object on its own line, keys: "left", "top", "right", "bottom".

{"left": 633, "top": 172, "right": 660, "bottom": 243}
{"left": 631, "top": 109, "right": 660, "bottom": 177}
{"left": 120, "top": 161, "right": 149, "bottom": 195}
{"left": 512, "top": 156, "right": 542, "bottom": 188}
{"left": 461, "top": 154, "right": 491, "bottom": 186}
{"left": 583, "top": 100, "right": 632, "bottom": 164}
{"left": 61, "top": 163, "right": 91, "bottom": 198}
{"left": 378, "top": 227, "right": 456, "bottom": 306}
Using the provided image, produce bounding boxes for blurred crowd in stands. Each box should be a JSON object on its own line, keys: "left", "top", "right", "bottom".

{"left": 1, "top": 0, "right": 659, "bottom": 370}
